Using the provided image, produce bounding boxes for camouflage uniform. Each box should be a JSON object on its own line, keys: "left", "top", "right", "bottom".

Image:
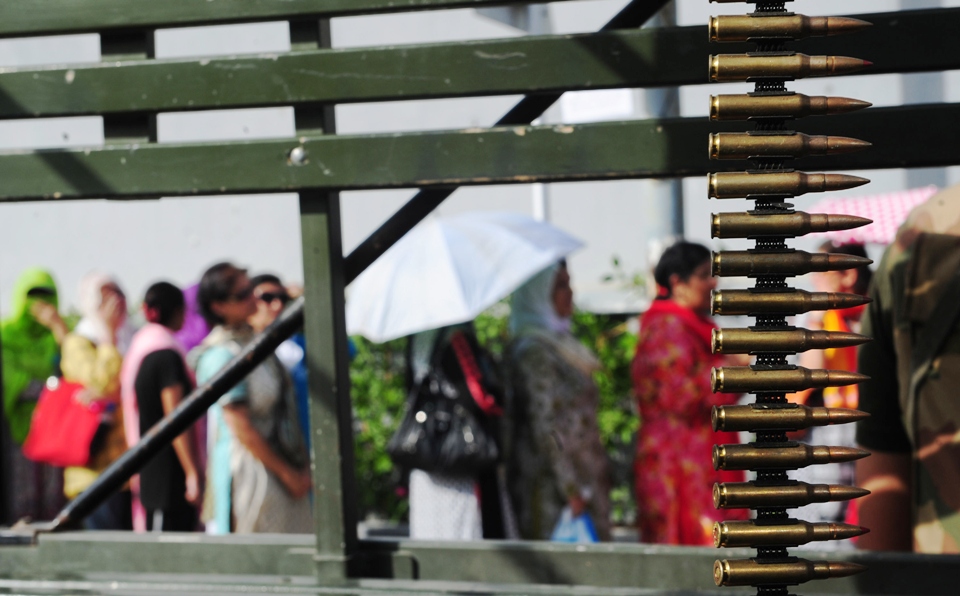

{"left": 857, "top": 194, "right": 960, "bottom": 553}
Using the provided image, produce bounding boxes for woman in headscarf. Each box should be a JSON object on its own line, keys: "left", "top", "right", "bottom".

{"left": 404, "top": 323, "right": 507, "bottom": 541}
{"left": 60, "top": 271, "right": 137, "bottom": 529}
{"left": 631, "top": 241, "right": 747, "bottom": 546}
{"left": 504, "top": 260, "right": 612, "bottom": 541}
{"left": 122, "top": 282, "right": 200, "bottom": 532}
{"left": 192, "top": 262, "right": 311, "bottom": 534}
{"left": 1, "top": 268, "right": 68, "bottom": 525}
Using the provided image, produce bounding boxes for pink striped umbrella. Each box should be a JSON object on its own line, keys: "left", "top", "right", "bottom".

{"left": 805, "top": 185, "right": 940, "bottom": 245}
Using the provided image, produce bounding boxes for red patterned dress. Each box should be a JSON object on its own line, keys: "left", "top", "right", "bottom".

{"left": 632, "top": 299, "right": 747, "bottom": 545}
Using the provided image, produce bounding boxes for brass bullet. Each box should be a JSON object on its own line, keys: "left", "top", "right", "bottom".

{"left": 712, "top": 327, "right": 870, "bottom": 355}
{"left": 711, "top": 93, "right": 871, "bottom": 121}
{"left": 710, "top": 132, "right": 871, "bottom": 160}
{"left": 714, "top": 520, "right": 868, "bottom": 548}
{"left": 710, "top": 54, "right": 872, "bottom": 82}
{"left": 714, "top": 558, "right": 866, "bottom": 587}
{"left": 712, "top": 366, "right": 868, "bottom": 393}
{"left": 713, "top": 404, "right": 869, "bottom": 432}
{"left": 714, "top": 481, "right": 870, "bottom": 509}
{"left": 709, "top": 15, "right": 872, "bottom": 43}
{"left": 712, "top": 212, "right": 872, "bottom": 239}
{"left": 712, "top": 250, "right": 872, "bottom": 278}
{"left": 711, "top": 289, "right": 871, "bottom": 316}
{"left": 709, "top": 172, "right": 870, "bottom": 199}
{"left": 712, "top": 443, "right": 870, "bottom": 471}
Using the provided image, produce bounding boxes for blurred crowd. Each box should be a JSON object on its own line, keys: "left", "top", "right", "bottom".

{"left": 1, "top": 240, "right": 747, "bottom": 542}
{"left": 1, "top": 263, "right": 311, "bottom": 533}
{"left": 1, "top": 194, "right": 952, "bottom": 555}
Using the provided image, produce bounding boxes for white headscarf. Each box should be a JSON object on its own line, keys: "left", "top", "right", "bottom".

{"left": 509, "top": 263, "right": 570, "bottom": 335}
{"left": 73, "top": 271, "right": 135, "bottom": 354}
{"left": 509, "top": 262, "right": 599, "bottom": 375}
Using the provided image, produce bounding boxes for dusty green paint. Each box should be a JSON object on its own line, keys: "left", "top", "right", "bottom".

{"left": 291, "top": 20, "right": 357, "bottom": 580}
{"left": 300, "top": 194, "right": 358, "bottom": 580}
{"left": 0, "top": 8, "right": 951, "bottom": 121}
{"left": 0, "top": 8, "right": 953, "bottom": 119}
{"left": 0, "top": 104, "right": 956, "bottom": 201}
{"left": 0, "top": 29, "right": 706, "bottom": 118}
{"left": 0, "top": 119, "right": 673, "bottom": 200}
{"left": 0, "top": 0, "right": 590, "bottom": 38}
{"left": 0, "top": 534, "right": 952, "bottom": 594}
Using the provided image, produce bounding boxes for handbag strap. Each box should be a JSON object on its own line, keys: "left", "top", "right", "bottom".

{"left": 450, "top": 331, "right": 502, "bottom": 416}
{"left": 404, "top": 328, "right": 448, "bottom": 400}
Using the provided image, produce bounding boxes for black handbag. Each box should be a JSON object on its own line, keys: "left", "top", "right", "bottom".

{"left": 387, "top": 330, "right": 499, "bottom": 474}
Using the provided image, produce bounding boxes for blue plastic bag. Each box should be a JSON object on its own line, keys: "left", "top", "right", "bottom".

{"left": 550, "top": 506, "right": 599, "bottom": 543}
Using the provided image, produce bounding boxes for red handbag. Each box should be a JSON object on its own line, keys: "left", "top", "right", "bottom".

{"left": 23, "top": 377, "right": 107, "bottom": 467}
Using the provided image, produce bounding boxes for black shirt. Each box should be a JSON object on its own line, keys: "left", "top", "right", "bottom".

{"left": 135, "top": 349, "right": 193, "bottom": 511}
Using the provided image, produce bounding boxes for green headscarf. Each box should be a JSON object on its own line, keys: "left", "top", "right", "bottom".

{"left": 2, "top": 268, "right": 61, "bottom": 444}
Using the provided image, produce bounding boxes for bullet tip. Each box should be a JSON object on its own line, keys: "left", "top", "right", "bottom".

{"left": 824, "top": 214, "right": 873, "bottom": 231}
{"left": 828, "top": 485, "right": 871, "bottom": 501}
{"left": 832, "top": 522, "right": 871, "bottom": 540}
{"left": 825, "top": 97, "right": 873, "bottom": 115}
{"left": 828, "top": 407, "right": 871, "bottom": 424}
{"left": 827, "top": 561, "right": 868, "bottom": 578}
{"left": 827, "top": 16, "right": 874, "bottom": 36}
{"left": 828, "top": 446, "right": 872, "bottom": 462}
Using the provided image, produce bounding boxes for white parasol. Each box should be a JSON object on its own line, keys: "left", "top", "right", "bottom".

{"left": 346, "top": 211, "right": 583, "bottom": 343}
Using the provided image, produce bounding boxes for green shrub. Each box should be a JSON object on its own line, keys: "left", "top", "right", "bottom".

{"left": 349, "top": 335, "right": 409, "bottom": 521}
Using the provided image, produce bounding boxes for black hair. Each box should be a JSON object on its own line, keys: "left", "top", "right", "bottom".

{"left": 653, "top": 241, "right": 712, "bottom": 298}
{"left": 249, "top": 273, "right": 282, "bottom": 290}
{"left": 143, "top": 281, "right": 185, "bottom": 328}
{"left": 818, "top": 241, "right": 873, "bottom": 296}
{"left": 198, "top": 262, "right": 246, "bottom": 328}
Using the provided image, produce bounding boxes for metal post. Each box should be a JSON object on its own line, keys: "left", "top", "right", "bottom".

{"left": 292, "top": 17, "right": 359, "bottom": 583}
{"left": 300, "top": 192, "right": 358, "bottom": 581}
{"left": 101, "top": 28, "right": 157, "bottom": 146}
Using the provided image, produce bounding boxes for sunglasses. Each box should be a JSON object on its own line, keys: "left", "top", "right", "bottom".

{"left": 257, "top": 291, "right": 290, "bottom": 306}
{"left": 26, "top": 287, "right": 55, "bottom": 298}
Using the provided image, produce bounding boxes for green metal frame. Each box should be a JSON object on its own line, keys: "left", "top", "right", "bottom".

{"left": 0, "top": 104, "right": 955, "bottom": 201}
{"left": 0, "top": 8, "right": 953, "bottom": 120}
{"left": 0, "top": 2, "right": 958, "bottom": 594}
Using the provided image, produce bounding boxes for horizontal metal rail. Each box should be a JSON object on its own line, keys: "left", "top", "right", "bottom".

{"left": 0, "top": 532, "right": 953, "bottom": 594}
{"left": 0, "top": 29, "right": 702, "bottom": 118}
{"left": 0, "top": 8, "right": 952, "bottom": 120}
{"left": 0, "top": 0, "right": 591, "bottom": 39}
{"left": 0, "top": 102, "right": 956, "bottom": 201}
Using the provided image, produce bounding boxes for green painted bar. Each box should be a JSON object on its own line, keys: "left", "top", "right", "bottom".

{"left": 0, "top": 102, "right": 955, "bottom": 201}
{"left": 0, "top": 0, "right": 589, "bottom": 38}
{"left": 0, "top": 8, "right": 952, "bottom": 119}
{"left": 0, "top": 533, "right": 952, "bottom": 594}
{"left": 0, "top": 29, "right": 706, "bottom": 119}
{"left": 0, "top": 119, "right": 685, "bottom": 200}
